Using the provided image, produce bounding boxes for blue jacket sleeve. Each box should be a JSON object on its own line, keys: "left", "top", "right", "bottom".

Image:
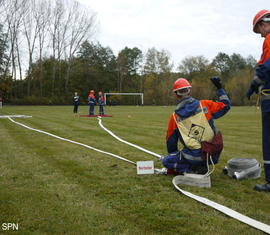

{"left": 211, "top": 88, "right": 231, "bottom": 119}
{"left": 256, "top": 57, "right": 270, "bottom": 81}
{"left": 167, "top": 129, "right": 179, "bottom": 153}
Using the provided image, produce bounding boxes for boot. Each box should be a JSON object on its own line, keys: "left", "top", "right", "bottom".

{"left": 254, "top": 183, "right": 270, "bottom": 192}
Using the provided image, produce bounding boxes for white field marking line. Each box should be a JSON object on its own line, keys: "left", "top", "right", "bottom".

{"left": 8, "top": 117, "right": 136, "bottom": 165}
{"left": 0, "top": 115, "right": 32, "bottom": 118}
{"left": 97, "top": 117, "right": 270, "bottom": 233}
{"left": 173, "top": 178, "right": 270, "bottom": 234}
{"left": 97, "top": 116, "right": 162, "bottom": 159}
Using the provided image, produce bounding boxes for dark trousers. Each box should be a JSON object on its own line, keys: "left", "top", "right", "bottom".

{"left": 99, "top": 105, "right": 104, "bottom": 115}
{"left": 73, "top": 104, "right": 78, "bottom": 113}
{"left": 162, "top": 152, "right": 192, "bottom": 173}
{"left": 162, "top": 151, "right": 209, "bottom": 174}
{"left": 89, "top": 105, "right": 95, "bottom": 115}
{"left": 262, "top": 111, "right": 270, "bottom": 182}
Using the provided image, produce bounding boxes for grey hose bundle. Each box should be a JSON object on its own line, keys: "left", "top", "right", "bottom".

{"left": 223, "top": 158, "right": 261, "bottom": 180}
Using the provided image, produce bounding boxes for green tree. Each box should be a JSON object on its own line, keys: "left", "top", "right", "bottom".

{"left": 212, "top": 52, "right": 249, "bottom": 81}
{"left": 144, "top": 48, "right": 173, "bottom": 74}
{"left": 177, "top": 56, "right": 209, "bottom": 76}
{"left": 117, "top": 47, "right": 142, "bottom": 92}
{"left": 226, "top": 69, "right": 253, "bottom": 105}
{"left": 0, "top": 77, "right": 12, "bottom": 101}
{"left": 230, "top": 53, "right": 247, "bottom": 73}
{"left": 177, "top": 56, "right": 219, "bottom": 100}
{"left": 76, "top": 41, "right": 117, "bottom": 94}
{"left": 245, "top": 55, "right": 257, "bottom": 70}
{"left": 143, "top": 48, "right": 174, "bottom": 105}
{"left": 211, "top": 52, "right": 231, "bottom": 80}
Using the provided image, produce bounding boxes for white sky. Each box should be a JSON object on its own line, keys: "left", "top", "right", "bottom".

{"left": 77, "top": 0, "right": 268, "bottom": 68}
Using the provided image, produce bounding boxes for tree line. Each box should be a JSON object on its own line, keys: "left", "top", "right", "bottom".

{"left": 0, "top": 0, "right": 258, "bottom": 106}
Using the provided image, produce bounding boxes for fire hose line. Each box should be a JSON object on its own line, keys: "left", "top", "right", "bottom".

{"left": 97, "top": 116, "right": 162, "bottom": 159}
{"left": 6, "top": 117, "right": 270, "bottom": 234}
{"left": 7, "top": 117, "right": 136, "bottom": 165}
{"left": 97, "top": 117, "right": 270, "bottom": 234}
{"left": 173, "top": 180, "right": 270, "bottom": 234}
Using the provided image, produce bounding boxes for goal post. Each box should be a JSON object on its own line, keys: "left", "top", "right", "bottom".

{"left": 104, "top": 93, "right": 144, "bottom": 105}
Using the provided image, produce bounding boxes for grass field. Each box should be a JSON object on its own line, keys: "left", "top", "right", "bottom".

{"left": 0, "top": 105, "right": 269, "bottom": 235}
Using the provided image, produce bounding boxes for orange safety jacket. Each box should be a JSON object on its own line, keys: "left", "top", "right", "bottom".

{"left": 258, "top": 33, "right": 270, "bottom": 65}
{"left": 166, "top": 89, "right": 230, "bottom": 159}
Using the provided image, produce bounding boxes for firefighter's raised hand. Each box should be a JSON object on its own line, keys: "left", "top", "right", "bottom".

{"left": 210, "top": 76, "right": 223, "bottom": 89}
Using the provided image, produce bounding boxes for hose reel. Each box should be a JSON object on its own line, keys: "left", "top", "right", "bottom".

{"left": 223, "top": 158, "right": 261, "bottom": 180}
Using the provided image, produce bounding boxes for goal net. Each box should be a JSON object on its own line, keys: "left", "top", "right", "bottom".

{"left": 104, "top": 93, "right": 144, "bottom": 105}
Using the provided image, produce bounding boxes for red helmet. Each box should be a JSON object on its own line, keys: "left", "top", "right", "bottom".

{"left": 173, "top": 78, "right": 191, "bottom": 92}
{"left": 253, "top": 9, "right": 270, "bottom": 33}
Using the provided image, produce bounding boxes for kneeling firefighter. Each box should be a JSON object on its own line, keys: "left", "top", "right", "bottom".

{"left": 161, "top": 77, "right": 231, "bottom": 175}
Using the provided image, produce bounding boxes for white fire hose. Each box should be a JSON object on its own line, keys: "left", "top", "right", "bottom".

{"left": 97, "top": 116, "right": 162, "bottom": 159}
{"left": 97, "top": 117, "right": 270, "bottom": 234}
{"left": 5, "top": 116, "right": 270, "bottom": 234}
{"left": 8, "top": 117, "right": 136, "bottom": 165}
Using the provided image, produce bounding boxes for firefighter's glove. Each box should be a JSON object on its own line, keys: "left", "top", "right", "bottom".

{"left": 246, "top": 80, "right": 259, "bottom": 100}
{"left": 210, "top": 76, "right": 223, "bottom": 89}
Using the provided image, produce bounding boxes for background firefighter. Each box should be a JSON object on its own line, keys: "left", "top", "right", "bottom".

{"left": 161, "top": 77, "right": 231, "bottom": 175}
{"left": 98, "top": 91, "right": 105, "bottom": 115}
{"left": 247, "top": 9, "right": 270, "bottom": 192}
{"left": 88, "top": 90, "right": 96, "bottom": 115}
{"left": 73, "top": 92, "right": 80, "bottom": 114}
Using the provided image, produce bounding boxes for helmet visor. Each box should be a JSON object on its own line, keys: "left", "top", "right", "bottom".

{"left": 262, "top": 18, "right": 270, "bottom": 22}
{"left": 175, "top": 88, "right": 190, "bottom": 96}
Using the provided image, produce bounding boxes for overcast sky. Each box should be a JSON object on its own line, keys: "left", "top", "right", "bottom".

{"left": 77, "top": 0, "right": 268, "bottom": 68}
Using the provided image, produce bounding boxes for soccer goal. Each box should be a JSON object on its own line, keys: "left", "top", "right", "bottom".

{"left": 104, "top": 93, "right": 144, "bottom": 105}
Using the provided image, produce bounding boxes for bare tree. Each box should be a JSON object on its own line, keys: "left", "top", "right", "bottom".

{"left": 0, "top": 0, "right": 97, "bottom": 98}
{"left": 63, "top": 0, "right": 97, "bottom": 93}
{"left": 48, "top": 0, "right": 65, "bottom": 95}
{"left": 1, "top": 0, "right": 28, "bottom": 80}
{"left": 34, "top": 0, "right": 51, "bottom": 96}
{"left": 47, "top": 0, "right": 97, "bottom": 95}
{"left": 15, "top": 30, "right": 23, "bottom": 81}
{"left": 22, "top": 0, "right": 42, "bottom": 95}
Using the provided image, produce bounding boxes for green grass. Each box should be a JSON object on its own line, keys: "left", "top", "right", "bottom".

{"left": 0, "top": 105, "right": 269, "bottom": 234}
